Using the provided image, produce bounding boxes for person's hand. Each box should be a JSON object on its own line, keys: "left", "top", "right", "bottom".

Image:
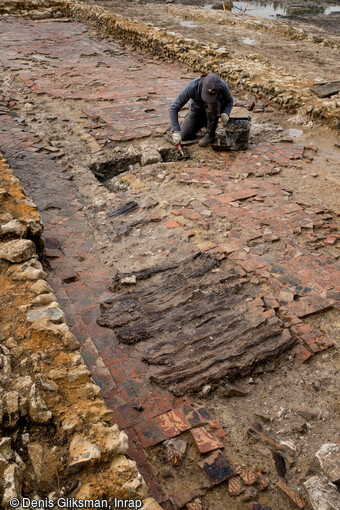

{"left": 221, "top": 113, "right": 230, "bottom": 127}
{"left": 172, "top": 131, "right": 182, "bottom": 144}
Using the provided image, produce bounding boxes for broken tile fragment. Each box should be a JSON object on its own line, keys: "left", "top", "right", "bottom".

{"left": 157, "top": 409, "right": 190, "bottom": 438}
{"left": 250, "top": 504, "right": 262, "bottom": 510}
{"left": 191, "top": 426, "right": 224, "bottom": 453}
{"left": 241, "top": 487, "right": 258, "bottom": 502}
{"left": 165, "top": 219, "right": 180, "bottom": 228}
{"left": 228, "top": 476, "right": 244, "bottom": 496}
{"left": 255, "top": 469, "right": 269, "bottom": 491}
{"left": 298, "top": 409, "right": 316, "bottom": 421}
{"left": 235, "top": 464, "right": 257, "bottom": 485}
{"left": 277, "top": 481, "right": 308, "bottom": 509}
{"left": 248, "top": 423, "right": 284, "bottom": 450}
{"left": 294, "top": 344, "right": 313, "bottom": 362}
{"left": 198, "top": 450, "right": 233, "bottom": 485}
{"left": 271, "top": 450, "right": 286, "bottom": 478}
{"left": 207, "top": 419, "right": 227, "bottom": 438}
{"left": 164, "top": 439, "right": 187, "bottom": 467}
{"left": 278, "top": 289, "right": 295, "bottom": 303}
{"left": 194, "top": 406, "right": 213, "bottom": 422}
{"left": 164, "top": 444, "right": 181, "bottom": 467}
{"left": 241, "top": 468, "right": 257, "bottom": 485}
{"left": 186, "top": 502, "right": 202, "bottom": 510}
{"left": 222, "top": 384, "right": 247, "bottom": 397}
{"left": 170, "top": 488, "right": 200, "bottom": 508}
{"left": 185, "top": 409, "right": 202, "bottom": 427}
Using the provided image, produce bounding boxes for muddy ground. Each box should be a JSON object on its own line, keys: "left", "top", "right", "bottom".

{"left": 81, "top": 0, "right": 340, "bottom": 83}
{"left": 0, "top": 2, "right": 339, "bottom": 509}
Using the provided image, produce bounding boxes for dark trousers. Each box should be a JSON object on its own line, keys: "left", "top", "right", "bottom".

{"left": 180, "top": 101, "right": 221, "bottom": 141}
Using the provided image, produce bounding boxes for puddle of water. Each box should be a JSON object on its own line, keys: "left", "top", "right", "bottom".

{"left": 204, "top": 1, "right": 340, "bottom": 18}
{"left": 243, "top": 37, "right": 256, "bottom": 44}
{"left": 180, "top": 20, "right": 199, "bottom": 27}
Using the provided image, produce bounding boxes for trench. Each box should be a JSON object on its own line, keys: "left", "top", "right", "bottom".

{"left": 89, "top": 147, "right": 191, "bottom": 183}
{"left": 0, "top": 7, "right": 339, "bottom": 510}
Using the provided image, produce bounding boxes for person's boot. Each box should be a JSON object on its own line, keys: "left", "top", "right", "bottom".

{"left": 199, "top": 120, "right": 217, "bottom": 146}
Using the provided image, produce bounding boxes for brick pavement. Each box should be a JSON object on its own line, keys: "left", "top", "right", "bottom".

{"left": 0, "top": 16, "right": 339, "bottom": 510}
{"left": 0, "top": 17, "right": 186, "bottom": 142}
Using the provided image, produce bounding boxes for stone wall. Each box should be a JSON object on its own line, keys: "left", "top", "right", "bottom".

{"left": 0, "top": 152, "right": 160, "bottom": 509}
{"left": 0, "top": 0, "right": 64, "bottom": 18}
{"left": 1, "top": 0, "right": 338, "bottom": 130}
{"left": 67, "top": 1, "right": 340, "bottom": 129}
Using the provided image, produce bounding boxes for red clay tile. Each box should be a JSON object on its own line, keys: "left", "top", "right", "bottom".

{"left": 157, "top": 409, "right": 190, "bottom": 438}
{"left": 112, "top": 402, "right": 144, "bottom": 429}
{"left": 256, "top": 470, "right": 269, "bottom": 491}
{"left": 170, "top": 488, "right": 200, "bottom": 508}
{"left": 191, "top": 426, "right": 224, "bottom": 453}
{"left": 294, "top": 345, "right": 313, "bottom": 362}
{"left": 139, "top": 392, "right": 172, "bottom": 419}
{"left": 194, "top": 406, "right": 214, "bottom": 422}
{"left": 198, "top": 450, "right": 233, "bottom": 485}
{"left": 138, "top": 462, "right": 167, "bottom": 503}
{"left": 185, "top": 409, "right": 203, "bottom": 428}
{"left": 228, "top": 476, "right": 244, "bottom": 496}
{"left": 125, "top": 427, "right": 147, "bottom": 465}
{"left": 277, "top": 481, "right": 308, "bottom": 509}
{"left": 128, "top": 377, "right": 150, "bottom": 398}
{"left": 165, "top": 219, "right": 180, "bottom": 228}
{"left": 240, "top": 468, "right": 257, "bottom": 485}
{"left": 109, "top": 363, "right": 131, "bottom": 383}
{"left": 135, "top": 419, "right": 165, "bottom": 448}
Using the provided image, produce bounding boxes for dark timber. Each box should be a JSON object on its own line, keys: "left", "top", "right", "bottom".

{"left": 98, "top": 253, "right": 294, "bottom": 395}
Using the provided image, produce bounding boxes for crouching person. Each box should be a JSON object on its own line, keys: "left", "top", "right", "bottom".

{"left": 169, "top": 72, "right": 233, "bottom": 147}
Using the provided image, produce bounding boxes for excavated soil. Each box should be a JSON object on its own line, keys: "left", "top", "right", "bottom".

{"left": 0, "top": 2, "right": 339, "bottom": 509}
{"left": 82, "top": 0, "right": 340, "bottom": 83}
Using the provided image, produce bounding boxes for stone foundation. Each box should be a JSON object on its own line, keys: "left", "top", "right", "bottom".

{"left": 0, "top": 153, "right": 160, "bottom": 508}
{"left": 1, "top": 0, "right": 339, "bottom": 129}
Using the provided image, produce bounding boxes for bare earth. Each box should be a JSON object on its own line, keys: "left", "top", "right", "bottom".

{"left": 0, "top": 2, "right": 339, "bottom": 509}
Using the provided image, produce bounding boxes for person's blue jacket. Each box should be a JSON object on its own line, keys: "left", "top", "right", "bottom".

{"left": 169, "top": 76, "right": 233, "bottom": 132}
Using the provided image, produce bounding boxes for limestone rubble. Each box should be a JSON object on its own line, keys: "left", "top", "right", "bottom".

{"left": 1, "top": 0, "right": 339, "bottom": 130}
{"left": 0, "top": 153, "right": 160, "bottom": 508}
{"left": 0, "top": 1, "right": 339, "bottom": 509}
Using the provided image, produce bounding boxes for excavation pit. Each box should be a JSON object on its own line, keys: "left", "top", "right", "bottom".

{"left": 90, "top": 146, "right": 191, "bottom": 183}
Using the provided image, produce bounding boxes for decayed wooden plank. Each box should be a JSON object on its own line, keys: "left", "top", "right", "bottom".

{"left": 98, "top": 253, "right": 293, "bottom": 395}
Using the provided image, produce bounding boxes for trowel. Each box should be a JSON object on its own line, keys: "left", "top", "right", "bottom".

{"left": 177, "top": 142, "right": 185, "bottom": 159}
{"left": 177, "top": 142, "right": 191, "bottom": 160}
